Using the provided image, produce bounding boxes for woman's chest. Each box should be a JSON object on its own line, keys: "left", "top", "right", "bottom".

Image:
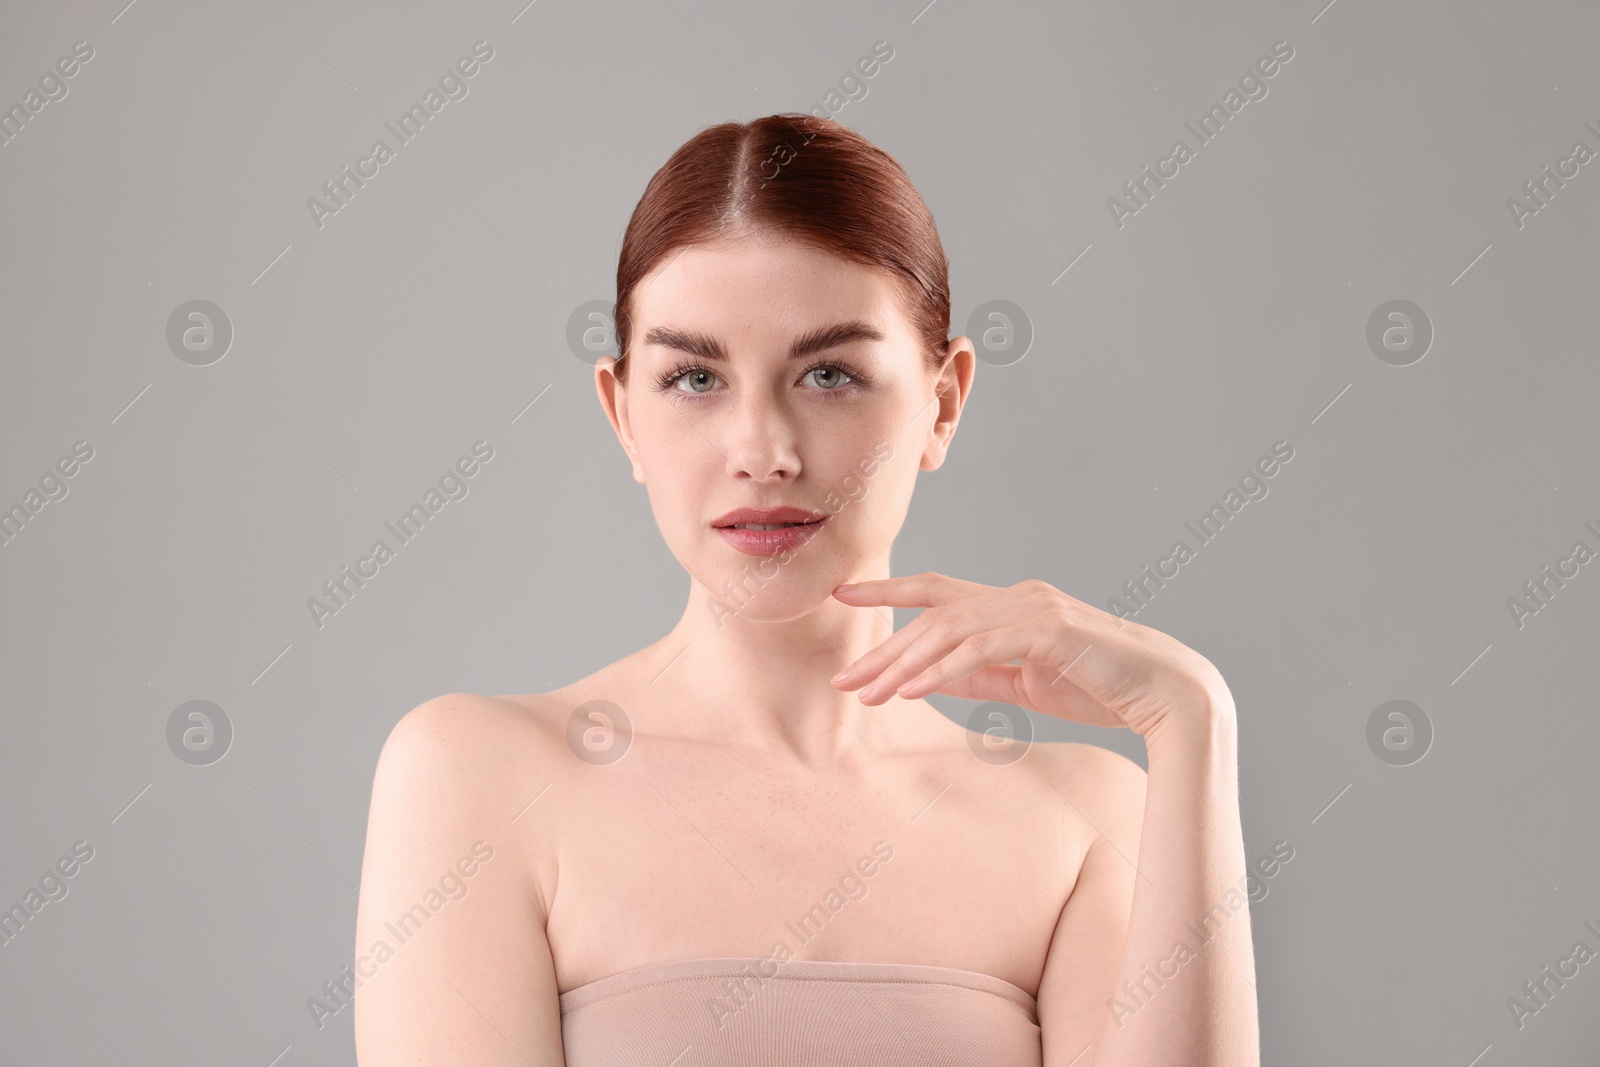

{"left": 540, "top": 748, "right": 1088, "bottom": 997}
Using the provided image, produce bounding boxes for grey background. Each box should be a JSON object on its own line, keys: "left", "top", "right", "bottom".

{"left": 2, "top": 0, "right": 1597, "bottom": 1063}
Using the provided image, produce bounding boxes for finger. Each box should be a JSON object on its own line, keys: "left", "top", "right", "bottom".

{"left": 833, "top": 588, "right": 1019, "bottom": 692}
{"left": 832, "top": 571, "right": 996, "bottom": 609}
{"left": 838, "top": 623, "right": 948, "bottom": 700}
{"left": 858, "top": 617, "right": 1035, "bottom": 704}
{"left": 891, "top": 623, "right": 1050, "bottom": 702}
{"left": 928, "top": 664, "right": 1122, "bottom": 728}
{"left": 922, "top": 663, "right": 1027, "bottom": 705}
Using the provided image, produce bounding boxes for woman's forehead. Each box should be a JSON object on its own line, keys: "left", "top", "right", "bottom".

{"left": 633, "top": 243, "right": 915, "bottom": 342}
{"left": 643, "top": 238, "right": 883, "bottom": 294}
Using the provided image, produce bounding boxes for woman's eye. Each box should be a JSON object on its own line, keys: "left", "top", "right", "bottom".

{"left": 663, "top": 363, "right": 858, "bottom": 398}
{"left": 804, "top": 365, "right": 853, "bottom": 390}
{"left": 676, "top": 370, "right": 719, "bottom": 393}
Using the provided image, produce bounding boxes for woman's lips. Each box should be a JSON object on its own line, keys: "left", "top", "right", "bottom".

{"left": 713, "top": 517, "right": 828, "bottom": 556}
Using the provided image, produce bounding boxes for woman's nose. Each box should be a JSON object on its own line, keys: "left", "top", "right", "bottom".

{"left": 721, "top": 393, "right": 800, "bottom": 481}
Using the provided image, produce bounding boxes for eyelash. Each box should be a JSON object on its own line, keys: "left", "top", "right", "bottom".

{"left": 653, "top": 359, "right": 873, "bottom": 402}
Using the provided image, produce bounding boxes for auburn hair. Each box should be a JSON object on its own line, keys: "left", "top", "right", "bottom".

{"left": 611, "top": 113, "right": 951, "bottom": 385}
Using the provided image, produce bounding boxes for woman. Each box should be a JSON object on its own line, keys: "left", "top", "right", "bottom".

{"left": 353, "top": 113, "right": 1259, "bottom": 1066}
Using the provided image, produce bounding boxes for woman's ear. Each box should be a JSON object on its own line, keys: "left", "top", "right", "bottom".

{"left": 920, "top": 338, "right": 976, "bottom": 472}
{"left": 595, "top": 356, "right": 646, "bottom": 484}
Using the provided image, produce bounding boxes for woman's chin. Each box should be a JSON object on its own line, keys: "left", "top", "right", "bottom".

{"left": 698, "top": 575, "right": 854, "bottom": 627}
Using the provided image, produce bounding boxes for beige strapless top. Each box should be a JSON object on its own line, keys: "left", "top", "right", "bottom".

{"left": 558, "top": 956, "right": 1042, "bottom": 1066}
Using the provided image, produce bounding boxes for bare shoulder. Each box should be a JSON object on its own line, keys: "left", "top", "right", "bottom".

{"left": 386, "top": 688, "right": 563, "bottom": 741}
{"left": 378, "top": 688, "right": 597, "bottom": 795}
{"left": 356, "top": 691, "right": 571, "bottom": 1062}
{"left": 381, "top": 689, "right": 568, "bottom": 770}
{"left": 1022, "top": 737, "right": 1146, "bottom": 782}
{"left": 368, "top": 691, "right": 576, "bottom": 889}
{"left": 1025, "top": 739, "right": 1148, "bottom": 834}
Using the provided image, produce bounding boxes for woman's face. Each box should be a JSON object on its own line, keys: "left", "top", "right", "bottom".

{"left": 598, "top": 234, "right": 971, "bottom": 622}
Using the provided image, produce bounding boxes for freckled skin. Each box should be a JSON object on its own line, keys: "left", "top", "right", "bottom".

{"left": 492, "top": 675, "right": 1100, "bottom": 998}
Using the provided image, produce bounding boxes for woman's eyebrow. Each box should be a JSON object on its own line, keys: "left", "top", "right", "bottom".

{"left": 642, "top": 320, "right": 885, "bottom": 364}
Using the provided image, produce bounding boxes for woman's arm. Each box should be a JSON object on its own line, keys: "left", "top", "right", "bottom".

{"left": 830, "top": 574, "right": 1261, "bottom": 1065}
{"left": 1049, "top": 680, "right": 1259, "bottom": 1067}
{"left": 353, "top": 693, "right": 566, "bottom": 1066}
